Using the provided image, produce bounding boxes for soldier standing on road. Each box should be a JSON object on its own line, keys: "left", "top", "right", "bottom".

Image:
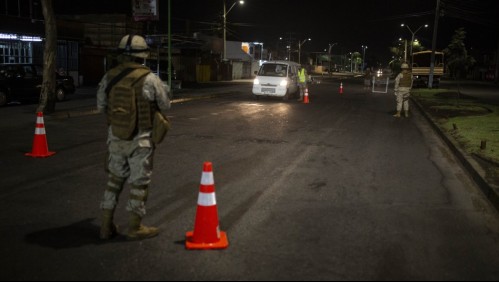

{"left": 393, "top": 63, "right": 413, "bottom": 118}
{"left": 96, "top": 34, "right": 171, "bottom": 240}
{"left": 297, "top": 66, "right": 307, "bottom": 101}
{"left": 364, "top": 68, "right": 372, "bottom": 91}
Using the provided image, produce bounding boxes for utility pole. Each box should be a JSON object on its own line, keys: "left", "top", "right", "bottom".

{"left": 223, "top": 1, "right": 227, "bottom": 61}
{"left": 495, "top": 38, "right": 499, "bottom": 84}
{"left": 428, "top": 0, "right": 441, "bottom": 89}
{"left": 361, "top": 45, "right": 368, "bottom": 71}
{"left": 328, "top": 42, "right": 337, "bottom": 75}
{"left": 404, "top": 39, "right": 408, "bottom": 62}
{"left": 298, "top": 38, "right": 311, "bottom": 64}
{"left": 168, "top": 0, "right": 172, "bottom": 97}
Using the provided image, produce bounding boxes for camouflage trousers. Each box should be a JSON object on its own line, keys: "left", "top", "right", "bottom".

{"left": 298, "top": 83, "right": 307, "bottom": 100}
{"left": 100, "top": 137, "right": 154, "bottom": 217}
{"left": 395, "top": 88, "right": 411, "bottom": 112}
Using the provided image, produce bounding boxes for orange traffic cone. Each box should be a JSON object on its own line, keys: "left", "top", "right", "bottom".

{"left": 339, "top": 82, "right": 344, "bottom": 94}
{"left": 25, "top": 112, "right": 56, "bottom": 158}
{"left": 186, "top": 162, "right": 229, "bottom": 250}
{"left": 303, "top": 88, "right": 310, "bottom": 104}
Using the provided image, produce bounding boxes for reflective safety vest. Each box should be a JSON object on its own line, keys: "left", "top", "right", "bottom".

{"left": 298, "top": 68, "right": 306, "bottom": 83}
{"left": 106, "top": 62, "right": 154, "bottom": 140}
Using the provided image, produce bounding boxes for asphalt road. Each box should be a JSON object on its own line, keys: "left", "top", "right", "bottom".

{"left": 1, "top": 78, "right": 499, "bottom": 280}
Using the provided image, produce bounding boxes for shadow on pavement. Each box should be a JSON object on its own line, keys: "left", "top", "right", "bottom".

{"left": 24, "top": 218, "right": 128, "bottom": 249}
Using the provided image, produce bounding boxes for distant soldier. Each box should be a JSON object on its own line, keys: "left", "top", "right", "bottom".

{"left": 364, "top": 68, "right": 372, "bottom": 91}
{"left": 97, "top": 34, "right": 170, "bottom": 240}
{"left": 393, "top": 63, "right": 413, "bottom": 118}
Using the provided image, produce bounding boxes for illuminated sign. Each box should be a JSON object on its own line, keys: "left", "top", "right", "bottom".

{"left": 132, "top": 0, "right": 159, "bottom": 21}
{"left": 0, "top": 33, "right": 42, "bottom": 42}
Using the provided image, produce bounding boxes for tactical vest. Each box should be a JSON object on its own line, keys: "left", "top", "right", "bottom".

{"left": 399, "top": 72, "right": 412, "bottom": 88}
{"left": 106, "top": 62, "right": 154, "bottom": 140}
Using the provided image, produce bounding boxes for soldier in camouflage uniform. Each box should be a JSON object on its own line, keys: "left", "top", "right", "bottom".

{"left": 97, "top": 34, "right": 170, "bottom": 240}
{"left": 394, "top": 63, "right": 413, "bottom": 118}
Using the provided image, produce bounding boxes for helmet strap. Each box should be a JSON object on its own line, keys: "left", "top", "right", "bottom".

{"left": 125, "top": 34, "right": 135, "bottom": 53}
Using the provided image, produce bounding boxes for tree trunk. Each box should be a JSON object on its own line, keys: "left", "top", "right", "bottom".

{"left": 495, "top": 37, "right": 499, "bottom": 84}
{"left": 37, "top": 0, "right": 57, "bottom": 114}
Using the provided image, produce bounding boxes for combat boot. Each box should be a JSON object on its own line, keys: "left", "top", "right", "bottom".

{"left": 100, "top": 209, "right": 118, "bottom": 240}
{"left": 127, "top": 213, "right": 159, "bottom": 240}
{"left": 393, "top": 111, "right": 401, "bottom": 118}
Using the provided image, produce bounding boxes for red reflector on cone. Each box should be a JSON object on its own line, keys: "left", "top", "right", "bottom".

{"left": 25, "top": 112, "right": 55, "bottom": 158}
{"left": 186, "top": 162, "right": 229, "bottom": 250}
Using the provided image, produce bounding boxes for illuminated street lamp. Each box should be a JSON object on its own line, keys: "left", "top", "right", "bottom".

{"left": 223, "top": 0, "right": 244, "bottom": 61}
{"left": 298, "top": 38, "right": 311, "bottom": 64}
{"left": 401, "top": 23, "right": 428, "bottom": 64}
{"left": 361, "top": 45, "right": 368, "bottom": 71}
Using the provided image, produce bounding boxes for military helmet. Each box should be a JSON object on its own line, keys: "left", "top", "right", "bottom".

{"left": 401, "top": 63, "right": 410, "bottom": 69}
{"left": 118, "top": 34, "right": 150, "bottom": 59}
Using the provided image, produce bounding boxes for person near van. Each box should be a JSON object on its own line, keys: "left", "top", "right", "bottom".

{"left": 297, "top": 66, "right": 307, "bottom": 101}
{"left": 96, "top": 34, "right": 171, "bottom": 240}
{"left": 393, "top": 63, "right": 413, "bottom": 118}
{"left": 364, "top": 68, "right": 372, "bottom": 91}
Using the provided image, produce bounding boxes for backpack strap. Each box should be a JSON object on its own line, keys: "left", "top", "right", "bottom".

{"left": 105, "top": 68, "right": 137, "bottom": 95}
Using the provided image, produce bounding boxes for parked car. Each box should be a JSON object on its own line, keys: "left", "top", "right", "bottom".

{"left": 0, "top": 64, "right": 75, "bottom": 106}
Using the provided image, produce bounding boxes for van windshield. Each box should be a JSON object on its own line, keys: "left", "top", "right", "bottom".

{"left": 258, "top": 64, "right": 288, "bottom": 77}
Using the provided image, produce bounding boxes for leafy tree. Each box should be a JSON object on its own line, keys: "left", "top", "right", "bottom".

{"left": 389, "top": 39, "right": 426, "bottom": 74}
{"left": 443, "top": 28, "right": 476, "bottom": 79}
{"left": 389, "top": 40, "right": 405, "bottom": 73}
{"left": 37, "top": 0, "right": 57, "bottom": 113}
{"left": 350, "top": 52, "right": 362, "bottom": 72}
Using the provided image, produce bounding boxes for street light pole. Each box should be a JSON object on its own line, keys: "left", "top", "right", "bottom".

{"left": 298, "top": 38, "right": 311, "bottom": 64}
{"left": 349, "top": 52, "right": 353, "bottom": 73}
{"left": 223, "top": 0, "right": 244, "bottom": 61}
{"left": 361, "top": 45, "right": 368, "bottom": 71}
{"left": 168, "top": 0, "right": 172, "bottom": 97}
{"left": 400, "top": 38, "right": 408, "bottom": 62}
{"left": 328, "top": 42, "right": 337, "bottom": 75}
{"left": 429, "top": 0, "right": 441, "bottom": 89}
{"left": 401, "top": 23, "right": 428, "bottom": 64}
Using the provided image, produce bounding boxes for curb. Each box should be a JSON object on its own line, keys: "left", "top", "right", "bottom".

{"left": 412, "top": 97, "right": 499, "bottom": 212}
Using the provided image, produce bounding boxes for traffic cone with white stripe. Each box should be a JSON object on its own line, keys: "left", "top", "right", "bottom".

{"left": 303, "top": 88, "right": 310, "bottom": 104}
{"left": 186, "top": 162, "right": 229, "bottom": 250}
{"left": 339, "top": 82, "right": 344, "bottom": 94}
{"left": 25, "top": 112, "right": 55, "bottom": 158}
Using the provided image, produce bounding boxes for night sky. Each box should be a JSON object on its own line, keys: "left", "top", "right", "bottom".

{"left": 54, "top": 0, "right": 499, "bottom": 65}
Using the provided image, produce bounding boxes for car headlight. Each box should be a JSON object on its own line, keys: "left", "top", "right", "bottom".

{"left": 280, "top": 79, "right": 288, "bottom": 87}
{"left": 254, "top": 78, "right": 260, "bottom": 85}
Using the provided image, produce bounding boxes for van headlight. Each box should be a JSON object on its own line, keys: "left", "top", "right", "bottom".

{"left": 280, "top": 79, "right": 288, "bottom": 87}
{"left": 254, "top": 78, "right": 260, "bottom": 85}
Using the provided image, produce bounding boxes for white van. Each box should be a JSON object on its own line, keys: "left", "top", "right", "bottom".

{"left": 252, "top": 61, "right": 300, "bottom": 100}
